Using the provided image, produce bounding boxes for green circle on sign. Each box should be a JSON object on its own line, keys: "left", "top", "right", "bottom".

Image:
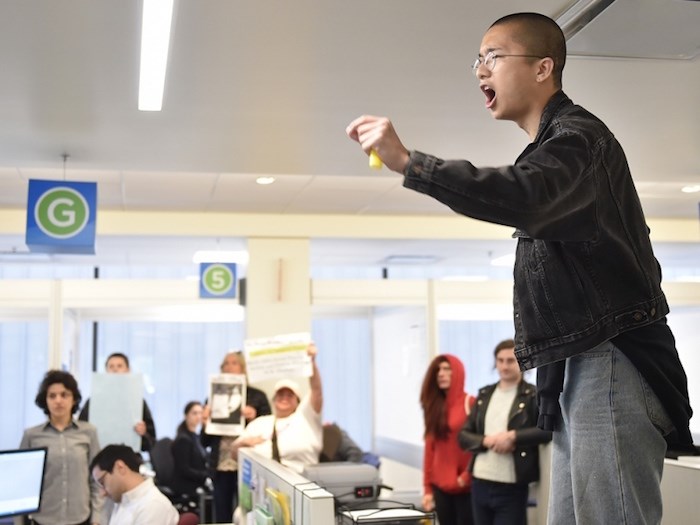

{"left": 203, "top": 264, "right": 234, "bottom": 295}
{"left": 34, "top": 187, "right": 89, "bottom": 239}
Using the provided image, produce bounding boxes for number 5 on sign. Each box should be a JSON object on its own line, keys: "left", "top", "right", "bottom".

{"left": 199, "top": 263, "right": 237, "bottom": 298}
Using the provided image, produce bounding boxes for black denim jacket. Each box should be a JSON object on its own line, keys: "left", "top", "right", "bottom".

{"left": 404, "top": 91, "right": 669, "bottom": 370}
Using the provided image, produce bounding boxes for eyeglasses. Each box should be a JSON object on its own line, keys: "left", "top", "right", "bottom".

{"left": 472, "top": 52, "right": 546, "bottom": 75}
{"left": 95, "top": 470, "right": 110, "bottom": 488}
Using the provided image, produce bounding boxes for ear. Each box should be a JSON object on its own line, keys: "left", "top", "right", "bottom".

{"left": 536, "top": 57, "right": 555, "bottom": 83}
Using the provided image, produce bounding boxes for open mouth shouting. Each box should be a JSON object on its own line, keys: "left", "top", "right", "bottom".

{"left": 481, "top": 84, "right": 496, "bottom": 109}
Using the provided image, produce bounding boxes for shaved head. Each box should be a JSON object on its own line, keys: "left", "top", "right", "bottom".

{"left": 491, "top": 12, "right": 566, "bottom": 88}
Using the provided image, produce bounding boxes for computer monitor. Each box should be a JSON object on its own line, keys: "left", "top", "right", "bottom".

{"left": 0, "top": 448, "right": 48, "bottom": 518}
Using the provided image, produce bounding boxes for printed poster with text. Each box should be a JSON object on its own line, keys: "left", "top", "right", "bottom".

{"left": 243, "top": 332, "right": 312, "bottom": 384}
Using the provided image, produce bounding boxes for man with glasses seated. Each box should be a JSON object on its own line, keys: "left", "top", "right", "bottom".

{"left": 90, "top": 444, "right": 178, "bottom": 525}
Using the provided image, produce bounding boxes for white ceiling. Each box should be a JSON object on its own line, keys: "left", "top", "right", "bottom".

{"left": 0, "top": 0, "right": 698, "bottom": 270}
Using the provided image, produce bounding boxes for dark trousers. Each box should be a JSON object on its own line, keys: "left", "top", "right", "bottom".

{"left": 471, "top": 478, "right": 529, "bottom": 525}
{"left": 431, "top": 484, "right": 474, "bottom": 525}
{"left": 212, "top": 470, "right": 238, "bottom": 523}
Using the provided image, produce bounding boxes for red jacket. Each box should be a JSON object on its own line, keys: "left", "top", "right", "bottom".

{"left": 423, "top": 354, "right": 475, "bottom": 495}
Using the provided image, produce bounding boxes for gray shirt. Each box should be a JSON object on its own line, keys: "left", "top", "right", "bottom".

{"left": 20, "top": 419, "right": 103, "bottom": 525}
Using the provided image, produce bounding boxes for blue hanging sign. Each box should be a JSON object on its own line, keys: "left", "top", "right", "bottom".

{"left": 199, "top": 263, "right": 237, "bottom": 299}
{"left": 25, "top": 179, "right": 97, "bottom": 254}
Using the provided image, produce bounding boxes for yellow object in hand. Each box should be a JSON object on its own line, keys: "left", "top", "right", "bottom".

{"left": 369, "top": 150, "right": 383, "bottom": 170}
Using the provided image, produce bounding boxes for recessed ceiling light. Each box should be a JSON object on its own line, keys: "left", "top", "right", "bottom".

{"left": 256, "top": 177, "right": 276, "bottom": 185}
{"left": 681, "top": 185, "right": 700, "bottom": 193}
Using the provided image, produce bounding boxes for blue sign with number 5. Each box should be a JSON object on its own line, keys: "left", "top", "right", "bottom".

{"left": 199, "top": 262, "right": 237, "bottom": 298}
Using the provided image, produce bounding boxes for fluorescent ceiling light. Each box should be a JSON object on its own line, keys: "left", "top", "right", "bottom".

{"left": 490, "top": 253, "right": 516, "bottom": 267}
{"left": 138, "top": 0, "right": 175, "bottom": 111}
{"left": 115, "top": 304, "right": 245, "bottom": 322}
{"left": 681, "top": 185, "right": 700, "bottom": 194}
{"left": 0, "top": 251, "right": 52, "bottom": 262}
{"left": 382, "top": 255, "right": 440, "bottom": 265}
{"left": 256, "top": 177, "right": 276, "bottom": 185}
{"left": 556, "top": 0, "right": 615, "bottom": 40}
{"left": 192, "top": 250, "right": 249, "bottom": 264}
{"left": 674, "top": 275, "right": 700, "bottom": 283}
{"left": 437, "top": 303, "right": 513, "bottom": 321}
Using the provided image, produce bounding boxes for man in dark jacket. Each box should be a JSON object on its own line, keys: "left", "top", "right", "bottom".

{"left": 459, "top": 339, "right": 551, "bottom": 525}
{"left": 79, "top": 352, "right": 156, "bottom": 452}
{"left": 347, "top": 11, "right": 692, "bottom": 524}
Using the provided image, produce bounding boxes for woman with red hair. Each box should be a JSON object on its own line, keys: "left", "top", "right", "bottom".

{"left": 420, "top": 354, "right": 475, "bottom": 525}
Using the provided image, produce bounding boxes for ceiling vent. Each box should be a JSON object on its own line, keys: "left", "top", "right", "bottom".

{"left": 557, "top": 0, "right": 700, "bottom": 59}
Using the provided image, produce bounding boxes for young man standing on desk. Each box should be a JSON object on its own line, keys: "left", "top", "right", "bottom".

{"left": 347, "top": 12, "right": 693, "bottom": 523}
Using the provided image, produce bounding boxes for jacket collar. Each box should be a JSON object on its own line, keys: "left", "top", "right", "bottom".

{"left": 480, "top": 379, "right": 532, "bottom": 397}
{"left": 533, "top": 90, "right": 571, "bottom": 144}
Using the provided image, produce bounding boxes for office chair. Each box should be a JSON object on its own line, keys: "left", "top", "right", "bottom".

{"left": 149, "top": 437, "right": 176, "bottom": 501}
{"left": 177, "top": 512, "right": 199, "bottom": 525}
{"left": 320, "top": 423, "right": 343, "bottom": 462}
{"left": 150, "top": 437, "right": 212, "bottom": 519}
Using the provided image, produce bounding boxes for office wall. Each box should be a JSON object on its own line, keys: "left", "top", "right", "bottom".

{"left": 373, "top": 306, "right": 427, "bottom": 449}
{"left": 372, "top": 306, "right": 426, "bottom": 499}
{"left": 0, "top": 322, "right": 49, "bottom": 448}
{"left": 667, "top": 308, "right": 700, "bottom": 438}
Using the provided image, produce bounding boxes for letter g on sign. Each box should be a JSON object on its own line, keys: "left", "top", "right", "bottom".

{"left": 34, "top": 187, "right": 89, "bottom": 239}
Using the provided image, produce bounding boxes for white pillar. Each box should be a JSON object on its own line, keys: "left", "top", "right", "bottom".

{"left": 48, "top": 280, "right": 63, "bottom": 370}
{"left": 245, "top": 237, "right": 311, "bottom": 339}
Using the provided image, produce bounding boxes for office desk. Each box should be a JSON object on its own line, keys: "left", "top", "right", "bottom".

{"left": 660, "top": 457, "right": 700, "bottom": 524}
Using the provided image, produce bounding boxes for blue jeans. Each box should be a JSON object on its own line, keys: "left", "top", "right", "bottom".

{"left": 548, "top": 341, "right": 673, "bottom": 524}
{"left": 471, "top": 478, "right": 528, "bottom": 525}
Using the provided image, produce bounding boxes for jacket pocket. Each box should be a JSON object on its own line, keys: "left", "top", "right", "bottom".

{"left": 515, "top": 238, "right": 596, "bottom": 342}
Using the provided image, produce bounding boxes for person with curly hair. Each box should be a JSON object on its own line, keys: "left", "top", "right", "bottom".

{"left": 20, "top": 370, "right": 102, "bottom": 525}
